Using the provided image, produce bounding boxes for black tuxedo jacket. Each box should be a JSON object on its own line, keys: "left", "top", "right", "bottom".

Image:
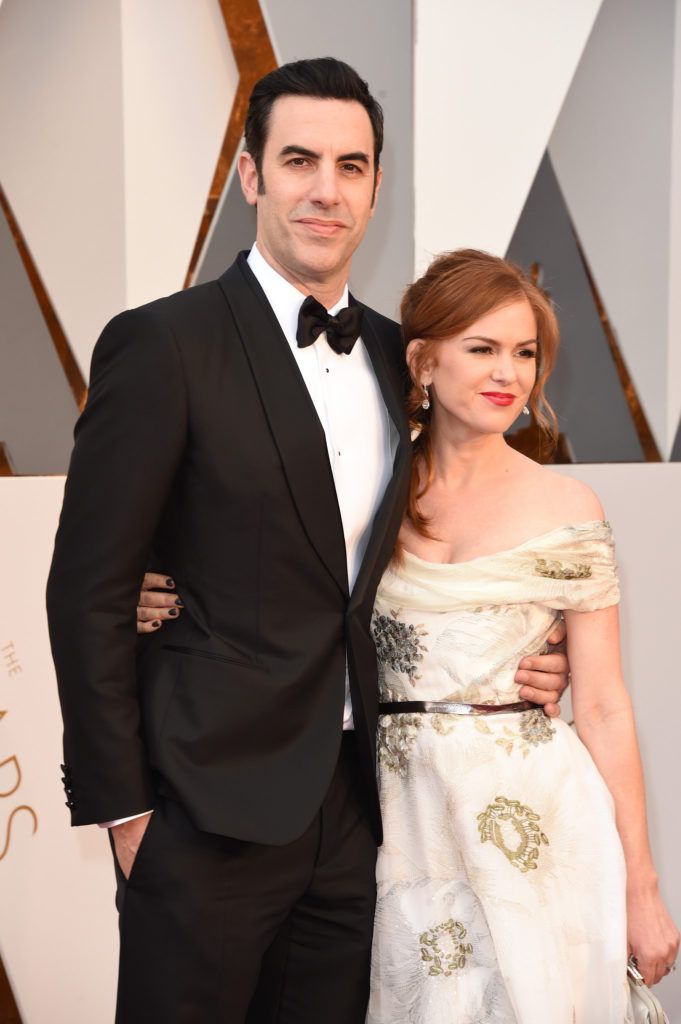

{"left": 46, "top": 253, "right": 411, "bottom": 845}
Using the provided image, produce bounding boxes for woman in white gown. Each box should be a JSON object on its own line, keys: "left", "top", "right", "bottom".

{"left": 367, "top": 249, "right": 678, "bottom": 1023}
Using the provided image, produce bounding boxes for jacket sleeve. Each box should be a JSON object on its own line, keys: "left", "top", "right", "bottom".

{"left": 46, "top": 308, "right": 188, "bottom": 825}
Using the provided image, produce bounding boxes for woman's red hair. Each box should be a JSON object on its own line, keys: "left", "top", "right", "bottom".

{"left": 401, "top": 249, "right": 560, "bottom": 539}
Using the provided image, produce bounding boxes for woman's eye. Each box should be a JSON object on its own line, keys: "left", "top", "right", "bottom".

{"left": 517, "top": 349, "right": 538, "bottom": 359}
{"left": 470, "top": 346, "right": 492, "bottom": 355}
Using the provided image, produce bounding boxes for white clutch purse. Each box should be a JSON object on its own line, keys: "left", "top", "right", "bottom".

{"left": 627, "top": 960, "right": 669, "bottom": 1024}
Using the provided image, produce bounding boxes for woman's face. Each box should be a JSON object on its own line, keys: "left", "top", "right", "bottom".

{"left": 413, "top": 298, "right": 539, "bottom": 438}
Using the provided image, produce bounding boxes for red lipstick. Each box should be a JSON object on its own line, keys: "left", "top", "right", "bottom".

{"left": 480, "top": 392, "right": 516, "bottom": 407}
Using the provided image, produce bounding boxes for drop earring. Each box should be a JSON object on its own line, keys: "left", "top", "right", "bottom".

{"left": 421, "top": 384, "right": 430, "bottom": 411}
{"left": 522, "top": 404, "right": 530, "bottom": 416}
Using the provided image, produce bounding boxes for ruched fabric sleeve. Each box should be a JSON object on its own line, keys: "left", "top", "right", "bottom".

{"left": 378, "top": 521, "right": 620, "bottom": 614}
{"left": 526, "top": 521, "right": 620, "bottom": 612}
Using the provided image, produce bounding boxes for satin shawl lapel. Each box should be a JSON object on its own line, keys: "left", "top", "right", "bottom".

{"left": 219, "top": 254, "right": 349, "bottom": 598}
{"left": 348, "top": 302, "right": 411, "bottom": 612}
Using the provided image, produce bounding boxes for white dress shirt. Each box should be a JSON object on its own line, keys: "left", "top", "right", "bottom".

{"left": 248, "top": 243, "right": 396, "bottom": 670}
{"left": 103, "top": 243, "right": 396, "bottom": 827}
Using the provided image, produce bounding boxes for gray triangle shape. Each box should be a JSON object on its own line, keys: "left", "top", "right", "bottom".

{"left": 506, "top": 152, "right": 645, "bottom": 463}
{"left": 195, "top": 165, "right": 256, "bottom": 286}
{"left": 671, "top": 418, "right": 681, "bottom": 461}
{"left": 0, "top": 204, "right": 78, "bottom": 473}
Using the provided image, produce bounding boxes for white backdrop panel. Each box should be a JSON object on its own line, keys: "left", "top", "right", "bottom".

{"left": 0, "top": 0, "right": 126, "bottom": 378}
{"left": 669, "top": 0, "right": 681, "bottom": 450}
{"left": 0, "top": 478, "right": 117, "bottom": 1023}
{"left": 554, "top": 462, "right": 681, "bottom": 1014}
{"left": 121, "top": 0, "right": 239, "bottom": 310}
{"left": 414, "top": 0, "right": 603, "bottom": 269}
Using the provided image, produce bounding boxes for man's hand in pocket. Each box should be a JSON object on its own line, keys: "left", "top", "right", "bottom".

{"left": 111, "top": 811, "right": 154, "bottom": 880}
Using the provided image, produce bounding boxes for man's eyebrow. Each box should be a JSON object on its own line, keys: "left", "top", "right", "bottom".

{"left": 462, "top": 335, "right": 539, "bottom": 346}
{"left": 337, "top": 151, "right": 370, "bottom": 165}
{"left": 279, "top": 145, "right": 320, "bottom": 160}
{"left": 278, "top": 145, "right": 370, "bottom": 165}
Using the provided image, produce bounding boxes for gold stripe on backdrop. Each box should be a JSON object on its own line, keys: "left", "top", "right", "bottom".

{"left": 0, "top": 442, "right": 14, "bottom": 476}
{"left": 184, "top": 0, "right": 277, "bottom": 288}
{"left": 573, "top": 231, "right": 662, "bottom": 462}
{"left": 0, "top": 185, "right": 87, "bottom": 413}
{"left": 0, "top": 955, "right": 21, "bottom": 1024}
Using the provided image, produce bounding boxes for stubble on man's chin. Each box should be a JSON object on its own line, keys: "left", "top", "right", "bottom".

{"left": 295, "top": 237, "right": 356, "bottom": 284}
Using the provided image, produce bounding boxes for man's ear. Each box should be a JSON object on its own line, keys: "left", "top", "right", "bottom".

{"left": 370, "top": 165, "right": 383, "bottom": 213}
{"left": 238, "top": 151, "right": 259, "bottom": 206}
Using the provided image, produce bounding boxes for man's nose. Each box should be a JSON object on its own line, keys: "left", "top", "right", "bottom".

{"left": 308, "top": 164, "right": 341, "bottom": 206}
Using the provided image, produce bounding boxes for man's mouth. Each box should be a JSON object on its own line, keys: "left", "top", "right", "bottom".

{"left": 296, "top": 218, "right": 348, "bottom": 237}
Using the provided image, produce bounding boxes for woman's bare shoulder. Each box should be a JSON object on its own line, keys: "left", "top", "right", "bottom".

{"left": 538, "top": 466, "right": 604, "bottom": 522}
{"left": 507, "top": 450, "right": 605, "bottom": 524}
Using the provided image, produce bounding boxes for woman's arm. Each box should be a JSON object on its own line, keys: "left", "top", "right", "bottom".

{"left": 566, "top": 603, "right": 679, "bottom": 984}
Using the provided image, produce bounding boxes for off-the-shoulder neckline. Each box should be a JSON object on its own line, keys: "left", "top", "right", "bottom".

{"left": 400, "top": 520, "right": 611, "bottom": 571}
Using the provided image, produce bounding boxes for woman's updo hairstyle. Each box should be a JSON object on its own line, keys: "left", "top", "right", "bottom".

{"left": 401, "top": 249, "right": 560, "bottom": 537}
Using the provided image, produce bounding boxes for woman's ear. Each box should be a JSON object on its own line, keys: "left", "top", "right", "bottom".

{"left": 406, "top": 338, "right": 433, "bottom": 385}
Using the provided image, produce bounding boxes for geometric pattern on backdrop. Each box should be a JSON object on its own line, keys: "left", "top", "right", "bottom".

{"left": 507, "top": 152, "right": 660, "bottom": 464}
{"left": 185, "top": 0, "right": 276, "bottom": 288}
{"left": 0, "top": 2, "right": 273, "bottom": 478}
{"left": 0, "top": 187, "right": 83, "bottom": 476}
{"left": 672, "top": 420, "right": 681, "bottom": 462}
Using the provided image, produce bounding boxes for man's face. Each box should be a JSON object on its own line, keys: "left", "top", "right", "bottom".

{"left": 239, "top": 95, "right": 382, "bottom": 289}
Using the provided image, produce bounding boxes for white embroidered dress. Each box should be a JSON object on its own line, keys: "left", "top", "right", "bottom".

{"left": 368, "top": 521, "right": 634, "bottom": 1024}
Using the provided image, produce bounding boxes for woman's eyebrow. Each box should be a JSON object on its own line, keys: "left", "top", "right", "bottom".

{"left": 461, "top": 335, "right": 538, "bottom": 346}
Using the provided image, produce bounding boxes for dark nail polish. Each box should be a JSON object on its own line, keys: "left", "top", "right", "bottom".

{"left": 175, "top": 598, "right": 183, "bottom": 607}
{"left": 168, "top": 608, "right": 178, "bottom": 617}
{"left": 166, "top": 578, "right": 175, "bottom": 587}
{"left": 153, "top": 620, "right": 161, "bottom": 628}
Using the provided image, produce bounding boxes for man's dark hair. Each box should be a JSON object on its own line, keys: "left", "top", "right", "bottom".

{"left": 244, "top": 57, "right": 384, "bottom": 188}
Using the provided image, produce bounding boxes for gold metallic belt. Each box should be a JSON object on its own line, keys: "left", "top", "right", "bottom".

{"left": 378, "top": 700, "right": 537, "bottom": 716}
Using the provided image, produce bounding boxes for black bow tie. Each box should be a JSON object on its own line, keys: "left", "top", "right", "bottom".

{"left": 296, "top": 295, "right": 363, "bottom": 355}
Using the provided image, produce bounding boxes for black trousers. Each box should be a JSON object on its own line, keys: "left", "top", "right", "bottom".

{"left": 110, "top": 734, "right": 377, "bottom": 1023}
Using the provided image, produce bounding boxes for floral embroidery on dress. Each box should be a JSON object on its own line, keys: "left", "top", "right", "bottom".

{"left": 520, "top": 709, "right": 556, "bottom": 746}
{"left": 431, "top": 714, "right": 459, "bottom": 736}
{"left": 534, "top": 558, "right": 592, "bottom": 580}
{"left": 495, "top": 709, "right": 556, "bottom": 758}
{"left": 419, "top": 919, "right": 473, "bottom": 976}
{"left": 377, "top": 713, "right": 424, "bottom": 775}
{"left": 371, "top": 609, "right": 429, "bottom": 686}
{"left": 477, "top": 796, "right": 549, "bottom": 873}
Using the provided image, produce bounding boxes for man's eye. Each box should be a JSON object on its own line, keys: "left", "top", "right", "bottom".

{"left": 341, "top": 163, "right": 361, "bottom": 174}
{"left": 287, "top": 157, "right": 309, "bottom": 167}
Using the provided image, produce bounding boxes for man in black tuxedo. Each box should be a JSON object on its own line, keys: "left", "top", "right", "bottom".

{"left": 47, "top": 58, "right": 568, "bottom": 1023}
